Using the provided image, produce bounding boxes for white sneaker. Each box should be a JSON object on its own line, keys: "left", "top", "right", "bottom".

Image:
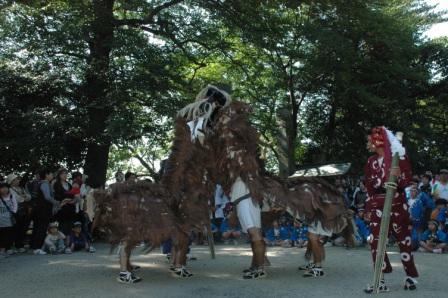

{"left": 65, "top": 248, "right": 72, "bottom": 254}
{"left": 33, "top": 249, "right": 47, "bottom": 255}
{"left": 89, "top": 246, "right": 96, "bottom": 253}
{"left": 433, "top": 248, "right": 442, "bottom": 254}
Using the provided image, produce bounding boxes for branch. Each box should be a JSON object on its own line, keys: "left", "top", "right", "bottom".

{"left": 114, "top": 0, "right": 183, "bottom": 27}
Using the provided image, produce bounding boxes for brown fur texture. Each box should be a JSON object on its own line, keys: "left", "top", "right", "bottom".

{"left": 93, "top": 182, "right": 179, "bottom": 248}
{"left": 94, "top": 100, "right": 351, "bottom": 254}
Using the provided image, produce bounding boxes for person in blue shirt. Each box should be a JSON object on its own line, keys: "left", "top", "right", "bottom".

{"left": 419, "top": 220, "right": 447, "bottom": 253}
{"left": 290, "top": 220, "right": 308, "bottom": 248}
{"left": 221, "top": 215, "right": 242, "bottom": 244}
{"left": 436, "top": 206, "right": 448, "bottom": 232}
{"left": 354, "top": 209, "right": 370, "bottom": 246}
{"left": 408, "top": 186, "right": 435, "bottom": 248}
{"left": 265, "top": 220, "right": 291, "bottom": 247}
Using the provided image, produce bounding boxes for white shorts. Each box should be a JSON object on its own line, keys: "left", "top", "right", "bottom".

{"left": 308, "top": 220, "right": 332, "bottom": 237}
{"left": 236, "top": 197, "right": 261, "bottom": 233}
{"left": 230, "top": 177, "right": 261, "bottom": 232}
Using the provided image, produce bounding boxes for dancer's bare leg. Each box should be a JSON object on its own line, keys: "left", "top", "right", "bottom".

{"left": 117, "top": 242, "right": 141, "bottom": 284}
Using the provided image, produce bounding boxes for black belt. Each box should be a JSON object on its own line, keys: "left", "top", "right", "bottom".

{"left": 233, "top": 193, "right": 251, "bottom": 206}
{"left": 375, "top": 187, "right": 387, "bottom": 195}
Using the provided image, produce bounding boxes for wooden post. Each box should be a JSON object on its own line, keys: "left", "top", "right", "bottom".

{"left": 207, "top": 223, "right": 216, "bottom": 259}
{"left": 372, "top": 152, "right": 400, "bottom": 293}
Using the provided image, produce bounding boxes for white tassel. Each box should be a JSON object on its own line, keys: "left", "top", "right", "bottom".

{"left": 385, "top": 128, "right": 406, "bottom": 158}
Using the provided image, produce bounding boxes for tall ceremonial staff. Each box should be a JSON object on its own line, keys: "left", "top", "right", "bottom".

{"left": 372, "top": 131, "right": 404, "bottom": 294}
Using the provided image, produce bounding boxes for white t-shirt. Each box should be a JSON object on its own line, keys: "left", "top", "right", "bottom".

{"left": 214, "top": 184, "right": 229, "bottom": 219}
{"left": 433, "top": 181, "right": 448, "bottom": 201}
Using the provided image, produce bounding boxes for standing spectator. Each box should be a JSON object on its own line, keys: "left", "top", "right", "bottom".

{"left": 0, "top": 182, "right": 18, "bottom": 257}
{"left": 419, "top": 220, "right": 447, "bottom": 253}
{"left": 124, "top": 172, "right": 137, "bottom": 183}
{"left": 53, "top": 169, "right": 77, "bottom": 236}
{"left": 353, "top": 181, "right": 368, "bottom": 209}
{"left": 115, "top": 170, "right": 125, "bottom": 183}
{"left": 211, "top": 184, "right": 229, "bottom": 243}
{"left": 435, "top": 200, "right": 448, "bottom": 231}
{"left": 26, "top": 171, "right": 41, "bottom": 201}
{"left": 419, "top": 174, "right": 432, "bottom": 195}
{"left": 7, "top": 173, "right": 32, "bottom": 253}
{"left": 408, "top": 185, "right": 435, "bottom": 248}
{"left": 432, "top": 169, "right": 448, "bottom": 203}
{"left": 31, "top": 169, "right": 58, "bottom": 255}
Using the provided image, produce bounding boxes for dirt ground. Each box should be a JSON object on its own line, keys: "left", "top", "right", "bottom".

{"left": 0, "top": 243, "right": 445, "bottom": 298}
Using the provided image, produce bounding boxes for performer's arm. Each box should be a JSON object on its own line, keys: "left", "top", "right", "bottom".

{"left": 396, "top": 156, "right": 412, "bottom": 191}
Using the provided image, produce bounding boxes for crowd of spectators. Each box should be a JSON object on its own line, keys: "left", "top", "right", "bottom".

{"left": 336, "top": 169, "right": 448, "bottom": 253}
{"left": 2, "top": 167, "right": 447, "bottom": 258}
{"left": 0, "top": 168, "right": 95, "bottom": 258}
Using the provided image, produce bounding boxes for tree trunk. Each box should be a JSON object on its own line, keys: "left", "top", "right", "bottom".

{"left": 83, "top": 0, "right": 115, "bottom": 188}
{"left": 276, "top": 105, "right": 297, "bottom": 178}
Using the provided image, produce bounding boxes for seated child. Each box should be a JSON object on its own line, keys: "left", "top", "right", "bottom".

{"left": 221, "top": 215, "right": 242, "bottom": 244}
{"left": 43, "top": 222, "right": 66, "bottom": 254}
{"left": 419, "top": 220, "right": 447, "bottom": 254}
{"left": 290, "top": 220, "right": 308, "bottom": 248}
{"left": 354, "top": 209, "right": 370, "bottom": 246}
{"left": 265, "top": 220, "right": 291, "bottom": 247}
{"left": 66, "top": 221, "right": 95, "bottom": 253}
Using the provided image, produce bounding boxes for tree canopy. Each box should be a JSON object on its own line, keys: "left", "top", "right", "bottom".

{"left": 0, "top": 0, "right": 447, "bottom": 183}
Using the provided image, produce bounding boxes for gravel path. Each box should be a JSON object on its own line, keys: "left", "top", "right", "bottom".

{"left": 1, "top": 243, "right": 444, "bottom": 298}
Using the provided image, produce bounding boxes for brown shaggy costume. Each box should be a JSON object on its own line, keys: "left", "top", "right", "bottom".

{"left": 93, "top": 99, "right": 352, "bottom": 279}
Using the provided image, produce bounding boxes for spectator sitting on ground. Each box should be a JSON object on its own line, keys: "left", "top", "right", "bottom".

{"left": 220, "top": 217, "right": 242, "bottom": 245}
{"left": 419, "top": 220, "right": 447, "bottom": 254}
{"left": 265, "top": 220, "right": 291, "bottom": 247}
{"left": 43, "top": 222, "right": 66, "bottom": 254}
{"left": 354, "top": 208, "right": 370, "bottom": 246}
{"left": 290, "top": 220, "right": 308, "bottom": 248}
{"left": 66, "top": 221, "right": 95, "bottom": 253}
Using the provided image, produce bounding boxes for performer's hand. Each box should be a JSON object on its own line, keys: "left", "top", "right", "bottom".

{"left": 390, "top": 167, "right": 401, "bottom": 177}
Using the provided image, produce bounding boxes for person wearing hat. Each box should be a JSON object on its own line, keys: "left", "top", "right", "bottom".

{"left": 66, "top": 221, "right": 95, "bottom": 253}
{"left": 7, "top": 173, "right": 32, "bottom": 253}
{"left": 43, "top": 222, "right": 66, "bottom": 254}
{"left": 0, "top": 182, "right": 18, "bottom": 257}
{"left": 419, "top": 220, "right": 447, "bottom": 253}
{"left": 432, "top": 169, "right": 448, "bottom": 203}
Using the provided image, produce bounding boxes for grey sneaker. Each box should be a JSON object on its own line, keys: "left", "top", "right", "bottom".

{"left": 303, "top": 267, "right": 324, "bottom": 278}
{"left": 117, "top": 271, "right": 142, "bottom": 284}
{"left": 364, "top": 280, "right": 389, "bottom": 294}
{"left": 243, "top": 268, "right": 267, "bottom": 279}
{"left": 299, "top": 262, "right": 315, "bottom": 271}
